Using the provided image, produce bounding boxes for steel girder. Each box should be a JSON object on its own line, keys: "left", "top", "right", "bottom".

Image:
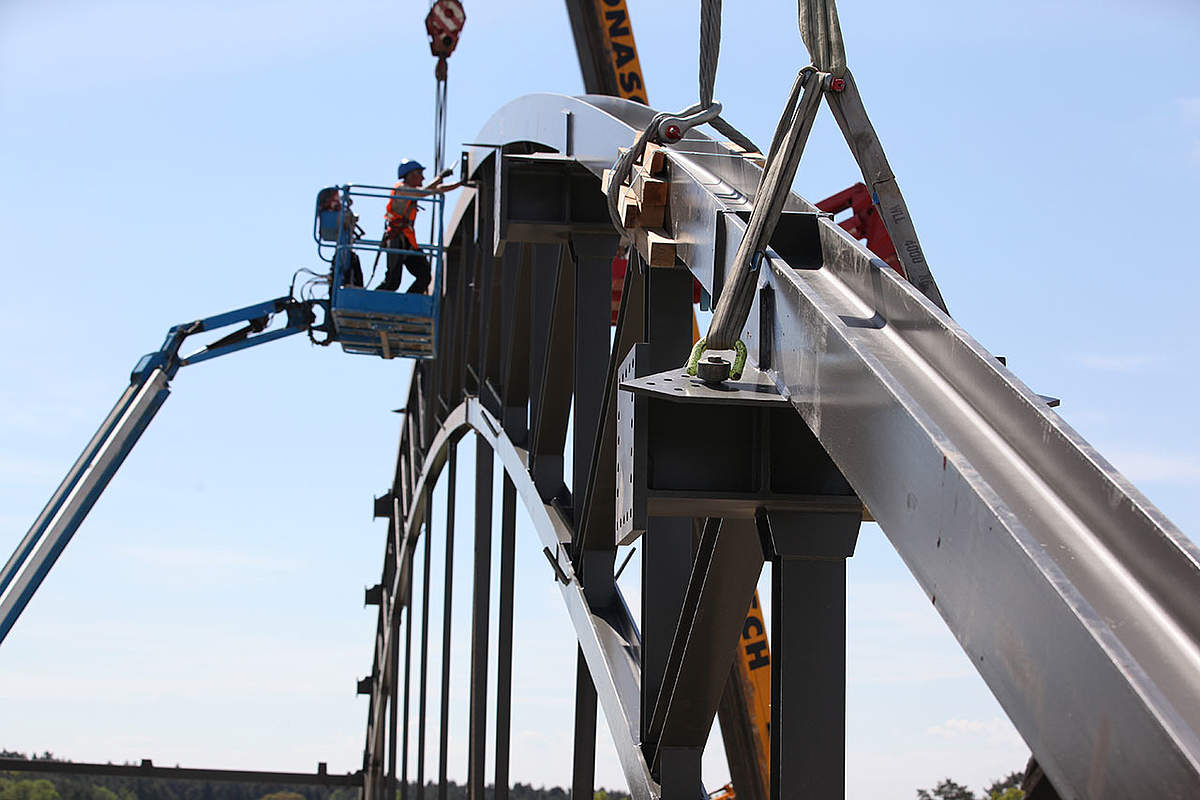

{"left": 360, "top": 94, "right": 1200, "bottom": 800}
{"left": 363, "top": 397, "right": 654, "bottom": 800}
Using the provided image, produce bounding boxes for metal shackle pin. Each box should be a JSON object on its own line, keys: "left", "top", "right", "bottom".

{"left": 656, "top": 101, "right": 723, "bottom": 144}
{"left": 697, "top": 355, "right": 732, "bottom": 384}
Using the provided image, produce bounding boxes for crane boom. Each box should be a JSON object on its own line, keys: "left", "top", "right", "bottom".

{"left": 564, "top": 0, "right": 648, "bottom": 103}
{"left": 0, "top": 297, "right": 315, "bottom": 644}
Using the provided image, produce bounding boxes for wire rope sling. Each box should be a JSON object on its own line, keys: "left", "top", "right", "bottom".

{"left": 602, "top": 0, "right": 949, "bottom": 383}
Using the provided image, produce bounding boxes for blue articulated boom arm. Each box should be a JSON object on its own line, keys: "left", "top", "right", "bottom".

{"left": 0, "top": 296, "right": 317, "bottom": 645}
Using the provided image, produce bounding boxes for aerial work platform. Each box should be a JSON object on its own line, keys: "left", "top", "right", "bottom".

{"left": 315, "top": 183, "right": 444, "bottom": 360}
{"left": 330, "top": 288, "right": 436, "bottom": 360}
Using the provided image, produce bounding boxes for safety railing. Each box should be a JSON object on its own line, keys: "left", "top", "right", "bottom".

{"left": 313, "top": 184, "right": 446, "bottom": 300}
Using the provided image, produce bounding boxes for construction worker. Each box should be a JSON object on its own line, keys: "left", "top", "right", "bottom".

{"left": 317, "top": 188, "right": 364, "bottom": 288}
{"left": 379, "top": 159, "right": 461, "bottom": 293}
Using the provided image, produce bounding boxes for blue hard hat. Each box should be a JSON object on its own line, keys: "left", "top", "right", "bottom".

{"left": 397, "top": 159, "right": 425, "bottom": 179}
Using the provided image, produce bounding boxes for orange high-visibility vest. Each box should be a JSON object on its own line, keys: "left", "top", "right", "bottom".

{"left": 384, "top": 182, "right": 419, "bottom": 249}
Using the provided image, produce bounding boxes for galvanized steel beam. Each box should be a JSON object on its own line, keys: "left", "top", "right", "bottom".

{"left": 365, "top": 93, "right": 1200, "bottom": 800}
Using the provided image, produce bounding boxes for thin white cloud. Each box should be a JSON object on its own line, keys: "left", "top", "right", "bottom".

{"left": 1077, "top": 353, "right": 1158, "bottom": 372}
{"left": 927, "top": 717, "right": 1023, "bottom": 746}
{"left": 1106, "top": 451, "right": 1200, "bottom": 485}
{"left": 0, "top": 0, "right": 396, "bottom": 98}
{"left": 0, "top": 454, "right": 65, "bottom": 484}
{"left": 122, "top": 545, "right": 300, "bottom": 573}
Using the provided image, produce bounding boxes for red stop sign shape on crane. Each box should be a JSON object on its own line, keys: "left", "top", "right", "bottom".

{"left": 426, "top": 0, "right": 466, "bottom": 59}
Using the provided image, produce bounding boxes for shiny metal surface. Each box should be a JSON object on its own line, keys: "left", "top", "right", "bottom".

{"left": 620, "top": 364, "right": 788, "bottom": 406}
{"left": 435, "top": 93, "right": 1200, "bottom": 798}
{"left": 380, "top": 397, "right": 656, "bottom": 800}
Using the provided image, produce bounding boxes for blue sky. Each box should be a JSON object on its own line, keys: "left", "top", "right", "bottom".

{"left": 1, "top": 1, "right": 1198, "bottom": 798}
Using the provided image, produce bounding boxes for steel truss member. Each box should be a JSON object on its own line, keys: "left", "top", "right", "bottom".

{"left": 357, "top": 94, "right": 1200, "bottom": 800}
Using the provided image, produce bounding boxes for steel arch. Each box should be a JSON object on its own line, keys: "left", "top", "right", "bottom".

{"left": 359, "top": 93, "right": 1200, "bottom": 800}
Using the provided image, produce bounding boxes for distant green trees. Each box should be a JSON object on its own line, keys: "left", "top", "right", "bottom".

{"left": 916, "top": 771, "right": 1024, "bottom": 800}
{"left": 1, "top": 752, "right": 336, "bottom": 800}
{"left": 0, "top": 777, "right": 61, "bottom": 800}
{"left": 392, "top": 782, "right": 627, "bottom": 800}
{"left": 1, "top": 753, "right": 630, "bottom": 800}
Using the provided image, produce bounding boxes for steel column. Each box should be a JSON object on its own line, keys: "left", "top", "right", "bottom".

{"left": 763, "top": 510, "right": 860, "bottom": 800}
{"left": 571, "top": 647, "right": 598, "bottom": 800}
{"left": 495, "top": 475, "right": 517, "bottom": 800}
{"left": 639, "top": 264, "right": 700, "bottom": 761}
{"left": 658, "top": 748, "right": 703, "bottom": 800}
{"left": 467, "top": 435, "right": 494, "bottom": 800}
{"left": 399, "top": 576, "right": 412, "bottom": 800}
{"left": 577, "top": 249, "right": 645, "bottom": 555}
{"left": 499, "top": 245, "right": 533, "bottom": 446}
{"left": 528, "top": 244, "right": 574, "bottom": 501}
{"left": 417, "top": 488, "right": 433, "bottom": 800}
{"left": 388, "top": 522, "right": 403, "bottom": 800}
{"left": 641, "top": 519, "right": 692, "bottom": 751}
{"left": 570, "top": 234, "right": 617, "bottom": 522}
{"left": 437, "top": 447, "right": 458, "bottom": 800}
{"left": 479, "top": 241, "right": 505, "bottom": 417}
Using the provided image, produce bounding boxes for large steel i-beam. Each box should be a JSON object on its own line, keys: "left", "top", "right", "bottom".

{"left": 358, "top": 94, "right": 1200, "bottom": 800}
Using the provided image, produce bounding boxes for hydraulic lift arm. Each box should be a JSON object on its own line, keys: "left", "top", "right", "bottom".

{"left": 0, "top": 296, "right": 317, "bottom": 645}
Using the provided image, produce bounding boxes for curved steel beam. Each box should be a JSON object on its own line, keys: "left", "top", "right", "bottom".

{"left": 409, "top": 92, "right": 1200, "bottom": 798}
{"left": 376, "top": 396, "right": 655, "bottom": 800}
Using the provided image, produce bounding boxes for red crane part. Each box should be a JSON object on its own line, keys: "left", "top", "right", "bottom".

{"left": 610, "top": 254, "right": 703, "bottom": 325}
{"left": 611, "top": 254, "right": 627, "bottom": 324}
{"left": 609, "top": 184, "right": 901, "bottom": 326}
{"left": 426, "top": 0, "right": 466, "bottom": 59}
{"left": 815, "top": 182, "right": 904, "bottom": 277}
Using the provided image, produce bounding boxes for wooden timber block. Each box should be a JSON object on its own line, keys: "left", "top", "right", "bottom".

{"left": 618, "top": 188, "right": 640, "bottom": 228}
{"left": 602, "top": 168, "right": 615, "bottom": 194}
{"left": 633, "top": 227, "right": 676, "bottom": 267}
{"left": 641, "top": 142, "right": 667, "bottom": 174}
{"left": 637, "top": 199, "right": 665, "bottom": 228}
{"left": 620, "top": 144, "right": 666, "bottom": 175}
{"left": 720, "top": 141, "right": 766, "bottom": 168}
{"left": 619, "top": 186, "right": 665, "bottom": 230}
{"left": 632, "top": 168, "right": 667, "bottom": 207}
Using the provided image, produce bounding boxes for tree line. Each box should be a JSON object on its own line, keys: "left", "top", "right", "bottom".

{"left": 0, "top": 753, "right": 629, "bottom": 800}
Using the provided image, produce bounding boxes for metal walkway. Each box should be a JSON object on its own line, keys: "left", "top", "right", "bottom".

{"left": 358, "top": 94, "right": 1200, "bottom": 800}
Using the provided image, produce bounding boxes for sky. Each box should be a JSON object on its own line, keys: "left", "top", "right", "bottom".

{"left": 1, "top": 0, "right": 1199, "bottom": 798}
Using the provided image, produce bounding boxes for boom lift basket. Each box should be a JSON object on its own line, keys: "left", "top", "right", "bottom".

{"left": 313, "top": 184, "right": 445, "bottom": 360}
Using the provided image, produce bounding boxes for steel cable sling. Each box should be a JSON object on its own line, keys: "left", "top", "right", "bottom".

{"left": 628, "top": 0, "right": 951, "bottom": 376}
{"left": 604, "top": 0, "right": 759, "bottom": 238}
{"left": 433, "top": 54, "right": 449, "bottom": 175}
{"left": 425, "top": 1, "right": 465, "bottom": 242}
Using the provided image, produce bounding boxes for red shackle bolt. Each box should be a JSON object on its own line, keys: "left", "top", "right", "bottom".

{"left": 829, "top": 77, "right": 846, "bottom": 92}
{"left": 663, "top": 124, "right": 682, "bottom": 142}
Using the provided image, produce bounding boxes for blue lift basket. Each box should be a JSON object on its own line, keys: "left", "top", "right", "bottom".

{"left": 314, "top": 184, "right": 445, "bottom": 360}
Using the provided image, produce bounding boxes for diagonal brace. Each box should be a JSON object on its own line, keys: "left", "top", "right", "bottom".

{"left": 646, "top": 516, "right": 766, "bottom": 768}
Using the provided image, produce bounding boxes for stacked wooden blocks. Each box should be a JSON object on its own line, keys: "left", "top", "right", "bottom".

{"left": 603, "top": 143, "right": 677, "bottom": 267}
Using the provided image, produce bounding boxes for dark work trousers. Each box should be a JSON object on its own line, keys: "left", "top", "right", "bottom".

{"left": 380, "top": 233, "right": 431, "bottom": 293}
{"left": 340, "top": 251, "right": 364, "bottom": 288}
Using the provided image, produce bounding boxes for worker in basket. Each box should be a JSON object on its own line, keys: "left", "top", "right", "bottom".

{"left": 317, "top": 187, "right": 364, "bottom": 288}
{"left": 380, "top": 159, "right": 461, "bottom": 293}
